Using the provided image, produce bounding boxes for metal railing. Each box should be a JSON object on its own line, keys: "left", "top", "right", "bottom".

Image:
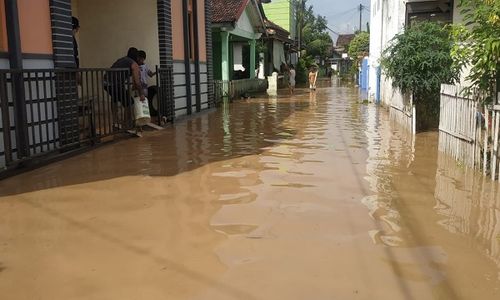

{"left": 156, "top": 66, "right": 175, "bottom": 124}
{"left": 0, "top": 68, "right": 133, "bottom": 173}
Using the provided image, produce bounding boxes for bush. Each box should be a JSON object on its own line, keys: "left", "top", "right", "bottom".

{"left": 348, "top": 32, "right": 370, "bottom": 59}
{"left": 451, "top": 0, "right": 500, "bottom": 104}
{"left": 296, "top": 55, "right": 315, "bottom": 84}
{"left": 381, "top": 21, "right": 460, "bottom": 130}
{"left": 347, "top": 32, "right": 370, "bottom": 80}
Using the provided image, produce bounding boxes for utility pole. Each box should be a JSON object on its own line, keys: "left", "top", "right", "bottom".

{"left": 359, "top": 3, "right": 363, "bottom": 32}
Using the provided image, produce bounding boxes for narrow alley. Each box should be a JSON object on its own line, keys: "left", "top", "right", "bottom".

{"left": 0, "top": 84, "right": 499, "bottom": 299}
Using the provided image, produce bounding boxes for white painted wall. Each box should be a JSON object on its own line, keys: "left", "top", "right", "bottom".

{"left": 74, "top": 0, "right": 160, "bottom": 78}
{"left": 368, "top": 0, "right": 382, "bottom": 102}
{"left": 236, "top": 8, "right": 254, "bottom": 34}
{"left": 369, "top": 0, "right": 407, "bottom": 107}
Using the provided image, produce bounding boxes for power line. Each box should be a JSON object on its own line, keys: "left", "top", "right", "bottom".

{"left": 325, "top": 7, "right": 358, "bottom": 19}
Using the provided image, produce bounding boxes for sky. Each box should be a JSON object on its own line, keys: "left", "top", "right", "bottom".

{"left": 308, "top": 0, "right": 371, "bottom": 37}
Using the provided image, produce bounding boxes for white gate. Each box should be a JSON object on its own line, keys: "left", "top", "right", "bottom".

{"left": 439, "top": 84, "right": 500, "bottom": 180}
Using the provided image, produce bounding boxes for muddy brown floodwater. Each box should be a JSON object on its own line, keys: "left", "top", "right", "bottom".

{"left": 0, "top": 83, "right": 499, "bottom": 299}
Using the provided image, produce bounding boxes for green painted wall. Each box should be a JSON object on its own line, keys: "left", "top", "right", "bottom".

{"left": 263, "top": 0, "right": 296, "bottom": 40}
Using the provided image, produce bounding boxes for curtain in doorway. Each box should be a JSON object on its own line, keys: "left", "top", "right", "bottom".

{"left": 273, "top": 40, "right": 286, "bottom": 70}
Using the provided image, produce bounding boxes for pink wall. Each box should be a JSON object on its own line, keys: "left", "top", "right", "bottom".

{"left": 0, "top": 0, "right": 53, "bottom": 54}
{"left": 18, "top": 0, "right": 53, "bottom": 54}
{"left": 172, "top": 0, "right": 184, "bottom": 60}
{"left": 198, "top": 0, "right": 206, "bottom": 62}
{"left": 171, "top": 0, "right": 207, "bottom": 62}
{"left": 0, "top": 1, "right": 6, "bottom": 51}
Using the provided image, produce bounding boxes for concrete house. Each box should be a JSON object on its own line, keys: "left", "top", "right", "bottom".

{"left": 262, "top": 0, "right": 296, "bottom": 42}
{"left": 262, "top": 0, "right": 297, "bottom": 65}
{"left": 368, "top": 0, "right": 456, "bottom": 106}
{"left": 0, "top": 0, "right": 213, "bottom": 173}
{"left": 211, "top": 0, "right": 267, "bottom": 99}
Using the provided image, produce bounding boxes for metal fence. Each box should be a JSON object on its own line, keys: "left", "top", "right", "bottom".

{"left": 439, "top": 84, "right": 500, "bottom": 180}
{"left": 0, "top": 68, "right": 137, "bottom": 173}
{"left": 156, "top": 66, "right": 175, "bottom": 124}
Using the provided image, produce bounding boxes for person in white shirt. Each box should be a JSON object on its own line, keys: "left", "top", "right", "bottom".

{"left": 289, "top": 65, "right": 296, "bottom": 95}
{"left": 137, "top": 50, "right": 157, "bottom": 97}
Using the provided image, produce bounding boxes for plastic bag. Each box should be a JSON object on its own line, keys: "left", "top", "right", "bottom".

{"left": 133, "top": 96, "right": 151, "bottom": 126}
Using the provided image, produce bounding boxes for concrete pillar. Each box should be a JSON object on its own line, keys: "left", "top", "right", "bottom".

{"left": 267, "top": 72, "right": 278, "bottom": 97}
{"left": 221, "top": 31, "right": 230, "bottom": 82}
{"left": 249, "top": 39, "right": 256, "bottom": 79}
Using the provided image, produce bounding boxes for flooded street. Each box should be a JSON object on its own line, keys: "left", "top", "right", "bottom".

{"left": 0, "top": 84, "right": 499, "bottom": 299}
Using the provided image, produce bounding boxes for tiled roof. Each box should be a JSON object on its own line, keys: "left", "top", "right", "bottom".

{"left": 336, "top": 34, "right": 356, "bottom": 48}
{"left": 211, "top": 0, "right": 249, "bottom": 23}
{"left": 264, "top": 19, "right": 289, "bottom": 35}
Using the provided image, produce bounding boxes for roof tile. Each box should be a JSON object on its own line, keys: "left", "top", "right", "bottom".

{"left": 211, "top": 0, "right": 249, "bottom": 23}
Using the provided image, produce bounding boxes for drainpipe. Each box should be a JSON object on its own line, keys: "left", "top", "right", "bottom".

{"left": 5, "top": 0, "right": 29, "bottom": 158}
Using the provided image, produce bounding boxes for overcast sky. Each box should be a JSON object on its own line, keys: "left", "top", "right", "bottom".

{"left": 308, "top": 0, "right": 371, "bottom": 37}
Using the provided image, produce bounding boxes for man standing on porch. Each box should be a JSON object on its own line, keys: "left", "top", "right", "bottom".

{"left": 105, "top": 48, "right": 145, "bottom": 131}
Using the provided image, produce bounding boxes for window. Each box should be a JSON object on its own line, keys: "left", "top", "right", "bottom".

{"left": 406, "top": 1, "right": 453, "bottom": 27}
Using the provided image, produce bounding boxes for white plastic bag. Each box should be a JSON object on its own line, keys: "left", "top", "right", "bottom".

{"left": 133, "top": 96, "right": 151, "bottom": 126}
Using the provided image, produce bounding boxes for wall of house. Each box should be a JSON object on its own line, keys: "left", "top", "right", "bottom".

{"left": 368, "top": 0, "right": 407, "bottom": 107}
{"left": 236, "top": 7, "right": 254, "bottom": 34}
{"left": 172, "top": 62, "right": 208, "bottom": 117}
{"left": 74, "top": 0, "right": 160, "bottom": 79}
{"left": 0, "top": 2, "right": 6, "bottom": 52}
{"left": 18, "top": 0, "right": 53, "bottom": 55}
{"left": 0, "top": 0, "right": 54, "bottom": 69}
{"left": 172, "top": 0, "right": 184, "bottom": 61}
{"left": 0, "top": 0, "right": 55, "bottom": 168}
{"left": 171, "top": 0, "right": 209, "bottom": 117}
{"left": 262, "top": 0, "right": 295, "bottom": 40}
{"left": 368, "top": 0, "right": 382, "bottom": 102}
{"left": 198, "top": 0, "right": 207, "bottom": 62}
{"left": 171, "top": 0, "right": 207, "bottom": 62}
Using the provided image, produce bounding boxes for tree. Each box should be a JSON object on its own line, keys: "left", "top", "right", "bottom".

{"left": 348, "top": 32, "right": 370, "bottom": 78}
{"left": 294, "top": 0, "right": 333, "bottom": 82}
{"left": 381, "top": 21, "right": 460, "bottom": 129}
{"left": 382, "top": 22, "right": 459, "bottom": 97}
{"left": 451, "top": 0, "right": 500, "bottom": 104}
{"left": 348, "top": 32, "right": 370, "bottom": 59}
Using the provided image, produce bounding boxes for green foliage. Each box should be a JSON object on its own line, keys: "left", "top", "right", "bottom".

{"left": 344, "top": 32, "right": 370, "bottom": 80}
{"left": 451, "top": 0, "right": 500, "bottom": 103}
{"left": 381, "top": 21, "right": 459, "bottom": 98}
{"left": 295, "top": 0, "right": 333, "bottom": 61}
{"left": 296, "top": 55, "right": 315, "bottom": 84}
{"left": 348, "top": 32, "right": 370, "bottom": 60}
